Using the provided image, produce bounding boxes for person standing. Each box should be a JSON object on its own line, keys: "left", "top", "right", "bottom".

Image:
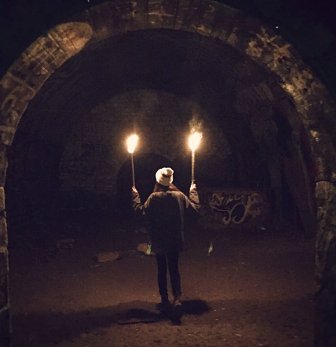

{"left": 131, "top": 167, "right": 200, "bottom": 312}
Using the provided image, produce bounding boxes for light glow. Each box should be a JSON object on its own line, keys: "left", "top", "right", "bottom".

{"left": 126, "top": 134, "right": 139, "bottom": 154}
{"left": 188, "top": 131, "right": 202, "bottom": 152}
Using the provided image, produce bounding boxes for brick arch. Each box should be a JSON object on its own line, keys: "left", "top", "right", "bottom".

{"left": 1, "top": 1, "right": 336, "bottom": 345}
{"left": 0, "top": 1, "right": 335, "bottom": 178}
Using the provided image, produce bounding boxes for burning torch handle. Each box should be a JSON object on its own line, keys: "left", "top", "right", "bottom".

{"left": 191, "top": 150, "right": 195, "bottom": 184}
{"left": 131, "top": 153, "right": 135, "bottom": 187}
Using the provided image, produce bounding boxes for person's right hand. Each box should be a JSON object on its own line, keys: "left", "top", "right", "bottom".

{"left": 190, "top": 182, "right": 197, "bottom": 191}
{"left": 132, "top": 186, "right": 138, "bottom": 193}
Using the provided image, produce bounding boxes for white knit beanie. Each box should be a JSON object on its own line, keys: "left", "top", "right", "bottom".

{"left": 155, "top": 167, "right": 174, "bottom": 186}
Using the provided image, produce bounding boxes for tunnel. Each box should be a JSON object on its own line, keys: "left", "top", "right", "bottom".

{"left": 1, "top": 1, "right": 336, "bottom": 346}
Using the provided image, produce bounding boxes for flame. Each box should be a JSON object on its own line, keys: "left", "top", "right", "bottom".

{"left": 188, "top": 131, "right": 202, "bottom": 152}
{"left": 126, "top": 134, "right": 139, "bottom": 154}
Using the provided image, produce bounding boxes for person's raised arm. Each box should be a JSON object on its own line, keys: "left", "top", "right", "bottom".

{"left": 189, "top": 182, "right": 199, "bottom": 204}
{"left": 132, "top": 186, "right": 142, "bottom": 213}
{"left": 132, "top": 186, "right": 153, "bottom": 215}
{"left": 185, "top": 182, "right": 200, "bottom": 214}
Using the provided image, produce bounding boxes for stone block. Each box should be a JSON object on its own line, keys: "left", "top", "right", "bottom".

{"left": 0, "top": 219, "right": 7, "bottom": 247}
{"left": 130, "top": 0, "right": 147, "bottom": 30}
{"left": 48, "top": 23, "right": 93, "bottom": 58}
{"left": 147, "top": 0, "right": 177, "bottom": 28}
{"left": 86, "top": 4, "right": 115, "bottom": 41}
{"left": 183, "top": 1, "right": 216, "bottom": 36}
{"left": 0, "top": 187, "right": 5, "bottom": 211}
{"left": 212, "top": 5, "right": 240, "bottom": 41}
{"left": 6, "top": 26, "right": 85, "bottom": 92}
{"left": 88, "top": 2, "right": 135, "bottom": 40}
{"left": 10, "top": 44, "right": 52, "bottom": 90}
{"left": 0, "top": 73, "right": 36, "bottom": 145}
{"left": 0, "top": 149, "right": 7, "bottom": 187}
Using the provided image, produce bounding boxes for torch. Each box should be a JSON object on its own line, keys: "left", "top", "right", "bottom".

{"left": 126, "top": 134, "right": 139, "bottom": 187}
{"left": 188, "top": 131, "right": 202, "bottom": 184}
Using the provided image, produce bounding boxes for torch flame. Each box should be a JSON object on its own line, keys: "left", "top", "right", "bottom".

{"left": 126, "top": 134, "right": 139, "bottom": 154}
{"left": 188, "top": 131, "right": 202, "bottom": 152}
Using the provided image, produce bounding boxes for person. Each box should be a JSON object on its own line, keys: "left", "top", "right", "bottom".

{"left": 131, "top": 167, "right": 200, "bottom": 312}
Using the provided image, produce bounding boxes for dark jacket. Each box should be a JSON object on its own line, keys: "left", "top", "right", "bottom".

{"left": 132, "top": 187, "right": 200, "bottom": 254}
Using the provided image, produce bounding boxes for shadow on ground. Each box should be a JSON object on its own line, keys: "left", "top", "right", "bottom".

{"left": 12, "top": 299, "right": 211, "bottom": 346}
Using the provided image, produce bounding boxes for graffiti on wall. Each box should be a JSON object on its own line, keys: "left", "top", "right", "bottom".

{"left": 206, "top": 190, "right": 267, "bottom": 225}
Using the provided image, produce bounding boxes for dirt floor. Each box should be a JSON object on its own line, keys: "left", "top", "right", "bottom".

{"left": 8, "top": 214, "right": 315, "bottom": 347}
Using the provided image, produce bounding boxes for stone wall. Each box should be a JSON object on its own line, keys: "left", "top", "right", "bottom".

{"left": 0, "top": 22, "right": 93, "bottom": 347}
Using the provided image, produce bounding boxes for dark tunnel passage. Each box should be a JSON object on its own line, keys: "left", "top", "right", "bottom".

{"left": 5, "top": 33, "right": 315, "bottom": 347}
{"left": 4, "top": 29, "right": 313, "bottom": 235}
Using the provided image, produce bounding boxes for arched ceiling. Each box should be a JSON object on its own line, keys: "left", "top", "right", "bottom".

{"left": 1, "top": 0, "right": 336, "bottom": 97}
{"left": 10, "top": 22, "right": 312, "bottom": 201}
{"left": 1, "top": 0, "right": 335, "bottom": 188}
{"left": 19, "top": 28, "right": 285, "bottom": 146}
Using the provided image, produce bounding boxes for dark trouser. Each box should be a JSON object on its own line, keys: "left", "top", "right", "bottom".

{"left": 155, "top": 252, "right": 181, "bottom": 300}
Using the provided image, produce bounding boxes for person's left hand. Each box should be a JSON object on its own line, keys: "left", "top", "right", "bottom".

{"left": 132, "top": 186, "right": 138, "bottom": 193}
